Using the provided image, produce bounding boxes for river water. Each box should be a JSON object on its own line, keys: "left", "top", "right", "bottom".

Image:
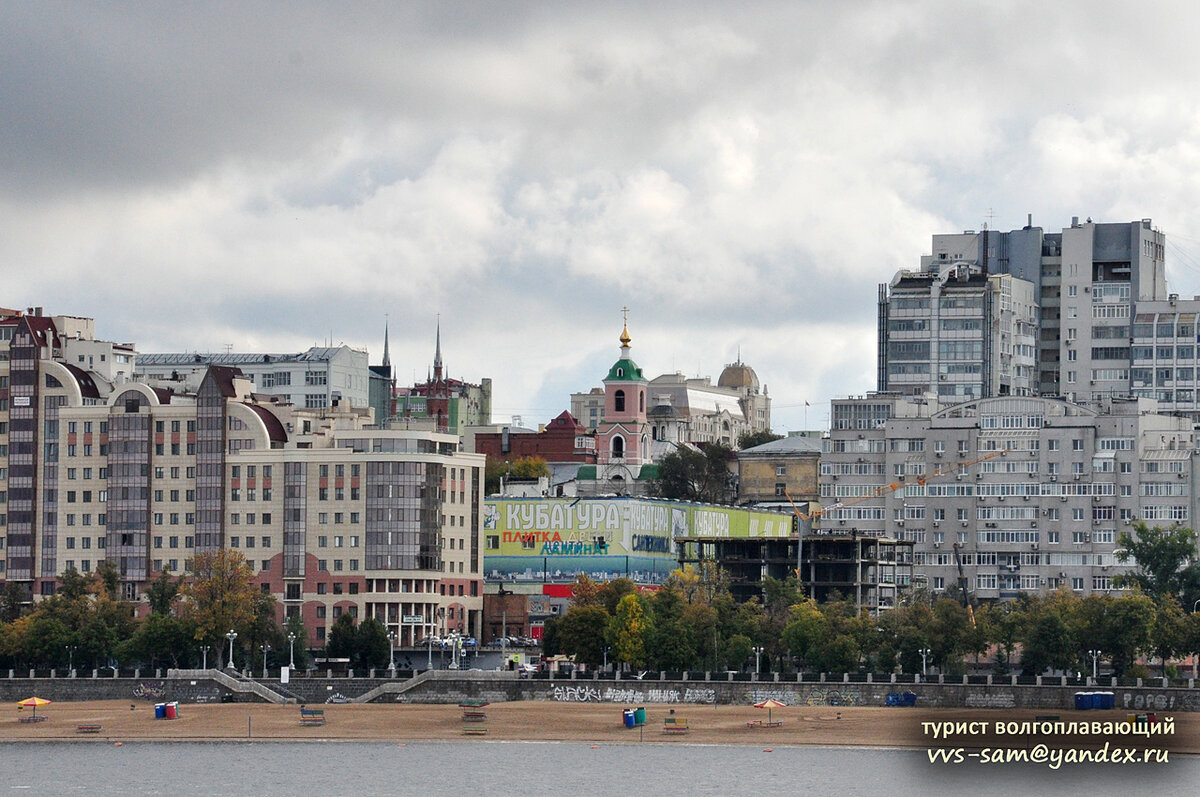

{"left": 0, "top": 742, "right": 1195, "bottom": 796}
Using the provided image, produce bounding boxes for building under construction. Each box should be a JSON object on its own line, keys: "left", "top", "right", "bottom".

{"left": 675, "top": 531, "right": 913, "bottom": 613}
{"left": 802, "top": 533, "right": 914, "bottom": 612}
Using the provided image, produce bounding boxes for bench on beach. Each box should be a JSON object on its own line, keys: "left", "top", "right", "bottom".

{"left": 299, "top": 708, "right": 326, "bottom": 726}
{"left": 745, "top": 719, "right": 762, "bottom": 728}
{"left": 662, "top": 717, "right": 689, "bottom": 734}
{"left": 462, "top": 726, "right": 488, "bottom": 736}
{"left": 17, "top": 715, "right": 47, "bottom": 724}
{"left": 76, "top": 724, "right": 103, "bottom": 734}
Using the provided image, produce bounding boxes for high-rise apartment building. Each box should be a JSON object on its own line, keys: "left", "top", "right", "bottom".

{"left": 878, "top": 218, "right": 1171, "bottom": 407}
{"left": 821, "top": 393, "right": 1195, "bottom": 601}
{"left": 878, "top": 266, "right": 1038, "bottom": 402}
{"left": 1, "top": 309, "right": 484, "bottom": 647}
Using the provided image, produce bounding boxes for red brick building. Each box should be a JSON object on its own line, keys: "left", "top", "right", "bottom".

{"left": 473, "top": 410, "right": 596, "bottom": 463}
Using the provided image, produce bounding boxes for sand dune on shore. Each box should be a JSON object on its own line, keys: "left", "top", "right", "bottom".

{"left": 2, "top": 700, "right": 1197, "bottom": 752}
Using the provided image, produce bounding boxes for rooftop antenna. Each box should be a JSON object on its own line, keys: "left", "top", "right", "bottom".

{"left": 223, "top": 343, "right": 233, "bottom": 355}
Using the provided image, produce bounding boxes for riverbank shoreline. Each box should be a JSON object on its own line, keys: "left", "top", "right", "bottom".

{"left": 1, "top": 701, "right": 1195, "bottom": 752}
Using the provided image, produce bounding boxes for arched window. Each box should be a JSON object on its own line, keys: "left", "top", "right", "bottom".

{"left": 612, "top": 435, "right": 625, "bottom": 458}
{"left": 614, "top": 389, "right": 625, "bottom": 412}
{"left": 639, "top": 391, "right": 645, "bottom": 412}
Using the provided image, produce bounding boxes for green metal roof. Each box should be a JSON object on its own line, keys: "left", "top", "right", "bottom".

{"left": 637, "top": 464, "right": 659, "bottom": 480}
{"left": 605, "top": 358, "right": 644, "bottom": 381}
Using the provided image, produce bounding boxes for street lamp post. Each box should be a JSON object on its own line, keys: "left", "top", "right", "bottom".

{"left": 752, "top": 646, "right": 764, "bottom": 675}
{"left": 388, "top": 631, "right": 396, "bottom": 675}
{"left": 65, "top": 645, "right": 76, "bottom": 674}
{"left": 287, "top": 633, "right": 296, "bottom": 671}
{"left": 603, "top": 646, "right": 610, "bottom": 673}
{"left": 1088, "top": 649, "right": 1100, "bottom": 681}
{"left": 225, "top": 630, "right": 238, "bottom": 670}
{"left": 260, "top": 644, "right": 271, "bottom": 679}
{"left": 200, "top": 645, "right": 210, "bottom": 670}
{"left": 427, "top": 634, "right": 434, "bottom": 671}
{"left": 919, "top": 648, "right": 931, "bottom": 678}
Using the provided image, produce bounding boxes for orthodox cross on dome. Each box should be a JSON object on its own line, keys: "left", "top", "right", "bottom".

{"left": 620, "top": 306, "right": 631, "bottom": 348}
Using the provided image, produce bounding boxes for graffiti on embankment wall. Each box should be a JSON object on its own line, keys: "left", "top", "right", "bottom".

{"left": 1121, "top": 691, "right": 1195, "bottom": 711}
{"left": 550, "top": 685, "right": 717, "bottom": 704}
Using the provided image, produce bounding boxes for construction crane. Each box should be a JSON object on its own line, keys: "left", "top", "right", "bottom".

{"left": 952, "top": 541, "right": 977, "bottom": 627}
{"left": 799, "top": 448, "right": 1010, "bottom": 523}
{"left": 782, "top": 448, "right": 1008, "bottom": 603}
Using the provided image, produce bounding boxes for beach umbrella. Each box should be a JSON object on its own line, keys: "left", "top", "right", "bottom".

{"left": 17, "top": 697, "right": 51, "bottom": 719}
{"left": 753, "top": 698, "right": 786, "bottom": 725}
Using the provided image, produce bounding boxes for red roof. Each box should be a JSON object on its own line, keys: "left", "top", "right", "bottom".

{"left": 242, "top": 403, "right": 288, "bottom": 444}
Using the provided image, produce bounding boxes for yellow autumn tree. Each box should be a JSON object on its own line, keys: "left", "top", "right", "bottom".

{"left": 179, "top": 549, "right": 258, "bottom": 668}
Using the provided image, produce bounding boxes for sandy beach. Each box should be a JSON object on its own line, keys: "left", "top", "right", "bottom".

{"left": 1, "top": 700, "right": 1195, "bottom": 752}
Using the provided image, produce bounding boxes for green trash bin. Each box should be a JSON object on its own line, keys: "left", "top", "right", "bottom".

{"left": 634, "top": 707, "right": 646, "bottom": 725}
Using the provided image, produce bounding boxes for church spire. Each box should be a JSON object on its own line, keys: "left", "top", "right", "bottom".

{"left": 433, "top": 315, "right": 443, "bottom": 381}
{"left": 382, "top": 316, "right": 391, "bottom": 370}
{"left": 619, "top": 306, "right": 631, "bottom": 351}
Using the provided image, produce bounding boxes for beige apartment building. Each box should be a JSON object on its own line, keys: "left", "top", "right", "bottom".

{"left": 1, "top": 309, "right": 484, "bottom": 649}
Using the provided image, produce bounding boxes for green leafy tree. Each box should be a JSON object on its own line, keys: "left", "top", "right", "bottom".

{"left": 558, "top": 605, "right": 611, "bottom": 667}
{"left": 737, "top": 430, "right": 784, "bottom": 450}
{"left": 1092, "top": 593, "right": 1156, "bottom": 675}
{"left": 0, "top": 581, "right": 28, "bottom": 623}
{"left": 120, "top": 613, "right": 198, "bottom": 669}
{"left": 646, "top": 586, "right": 697, "bottom": 671}
{"left": 356, "top": 617, "right": 392, "bottom": 670}
{"left": 58, "top": 566, "right": 94, "bottom": 601}
{"left": 813, "top": 634, "right": 862, "bottom": 673}
{"left": 146, "top": 570, "right": 181, "bottom": 616}
{"left": 781, "top": 599, "right": 829, "bottom": 670}
{"left": 1020, "top": 604, "right": 1077, "bottom": 675}
{"left": 723, "top": 633, "right": 754, "bottom": 671}
{"left": 1115, "top": 523, "right": 1200, "bottom": 604}
{"left": 326, "top": 613, "right": 358, "bottom": 661}
{"left": 95, "top": 559, "right": 121, "bottom": 601}
{"left": 652, "top": 444, "right": 736, "bottom": 504}
{"left": 1150, "top": 596, "right": 1187, "bottom": 677}
{"left": 540, "top": 615, "right": 563, "bottom": 656}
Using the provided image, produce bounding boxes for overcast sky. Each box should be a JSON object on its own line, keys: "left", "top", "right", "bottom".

{"left": 6, "top": 2, "right": 1200, "bottom": 432}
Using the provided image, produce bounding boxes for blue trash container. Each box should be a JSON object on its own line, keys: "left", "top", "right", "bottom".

{"left": 154, "top": 703, "right": 166, "bottom": 719}
{"left": 623, "top": 709, "right": 635, "bottom": 728}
